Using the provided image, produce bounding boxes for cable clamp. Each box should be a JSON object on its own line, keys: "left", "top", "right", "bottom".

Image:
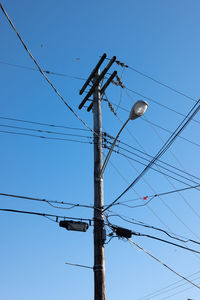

{"left": 93, "top": 265, "right": 103, "bottom": 272}
{"left": 96, "top": 177, "right": 103, "bottom": 182}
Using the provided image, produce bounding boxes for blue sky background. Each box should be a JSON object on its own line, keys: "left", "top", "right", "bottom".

{"left": 1, "top": 0, "right": 200, "bottom": 299}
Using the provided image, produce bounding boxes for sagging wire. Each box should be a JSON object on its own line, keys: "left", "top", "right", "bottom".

{"left": 106, "top": 213, "right": 200, "bottom": 246}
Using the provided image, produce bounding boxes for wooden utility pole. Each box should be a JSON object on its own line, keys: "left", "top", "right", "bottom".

{"left": 78, "top": 54, "right": 117, "bottom": 300}
{"left": 93, "top": 71, "right": 106, "bottom": 300}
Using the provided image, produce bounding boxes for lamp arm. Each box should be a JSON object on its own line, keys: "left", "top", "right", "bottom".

{"left": 100, "top": 118, "right": 130, "bottom": 177}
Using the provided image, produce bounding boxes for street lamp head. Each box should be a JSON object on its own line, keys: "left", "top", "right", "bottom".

{"left": 129, "top": 100, "right": 148, "bottom": 120}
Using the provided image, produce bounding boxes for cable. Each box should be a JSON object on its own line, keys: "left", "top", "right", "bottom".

{"left": 111, "top": 92, "right": 200, "bottom": 231}
{"left": 110, "top": 148, "right": 200, "bottom": 195}
{"left": 0, "top": 208, "right": 92, "bottom": 222}
{"left": 104, "top": 104, "right": 200, "bottom": 243}
{"left": 0, "top": 116, "right": 89, "bottom": 131}
{"left": 125, "top": 87, "right": 200, "bottom": 127}
{"left": 117, "top": 184, "right": 200, "bottom": 206}
{"left": 0, "top": 129, "right": 94, "bottom": 144}
{"left": 134, "top": 232, "right": 200, "bottom": 255}
{"left": 107, "top": 101, "right": 200, "bottom": 149}
{"left": 109, "top": 135, "right": 200, "bottom": 183}
{"left": 159, "top": 285, "right": 197, "bottom": 300}
{"left": 144, "top": 113, "right": 200, "bottom": 223}
{"left": 128, "top": 238, "right": 200, "bottom": 289}
{"left": 0, "top": 124, "right": 93, "bottom": 139}
{"left": 142, "top": 117, "right": 200, "bottom": 149}
{"left": 137, "top": 271, "right": 200, "bottom": 300}
{"left": 106, "top": 141, "right": 200, "bottom": 187}
{"left": 103, "top": 103, "right": 178, "bottom": 233}
{"left": 0, "top": 192, "right": 97, "bottom": 210}
{"left": 104, "top": 99, "right": 200, "bottom": 211}
{"left": 114, "top": 58, "right": 197, "bottom": 104}
{"left": 107, "top": 213, "right": 200, "bottom": 246}
{"left": 0, "top": 3, "right": 96, "bottom": 135}
{"left": 0, "top": 61, "right": 86, "bottom": 80}
{"left": 65, "top": 262, "right": 93, "bottom": 269}
{"left": 126, "top": 65, "right": 196, "bottom": 103}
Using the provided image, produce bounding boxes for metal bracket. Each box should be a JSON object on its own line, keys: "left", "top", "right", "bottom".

{"left": 96, "top": 177, "right": 103, "bottom": 182}
{"left": 93, "top": 265, "right": 103, "bottom": 272}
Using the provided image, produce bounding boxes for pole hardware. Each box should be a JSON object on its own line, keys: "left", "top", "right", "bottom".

{"left": 79, "top": 54, "right": 117, "bottom": 111}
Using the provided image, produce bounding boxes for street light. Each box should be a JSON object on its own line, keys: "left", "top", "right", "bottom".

{"left": 100, "top": 100, "right": 148, "bottom": 176}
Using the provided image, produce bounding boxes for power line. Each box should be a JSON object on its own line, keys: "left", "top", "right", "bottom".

{"left": 107, "top": 101, "right": 200, "bottom": 149}
{"left": 115, "top": 89, "right": 200, "bottom": 225}
{"left": 145, "top": 113, "right": 200, "bottom": 224}
{"left": 128, "top": 238, "right": 200, "bottom": 289}
{"left": 107, "top": 213, "right": 200, "bottom": 246}
{"left": 113, "top": 58, "right": 197, "bottom": 104}
{"left": 138, "top": 271, "right": 200, "bottom": 300}
{"left": 0, "top": 116, "right": 89, "bottom": 131}
{"left": 0, "top": 60, "right": 86, "bottom": 80}
{"left": 0, "top": 2, "right": 96, "bottom": 135}
{"left": 65, "top": 262, "right": 93, "bottom": 270}
{"left": 0, "top": 129, "right": 93, "bottom": 144}
{"left": 106, "top": 142, "right": 200, "bottom": 188}
{"left": 104, "top": 99, "right": 200, "bottom": 211}
{"left": 133, "top": 231, "right": 200, "bottom": 255}
{"left": 0, "top": 192, "right": 96, "bottom": 210}
{"left": 125, "top": 87, "right": 200, "bottom": 127}
{"left": 111, "top": 148, "right": 200, "bottom": 193}
{"left": 103, "top": 105, "right": 191, "bottom": 235}
{"left": 5, "top": 117, "right": 199, "bottom": 187}
{"left": 111, "top": 135, "right": 200, "bottom": 183}
{"left": 0, "top": 208, "right": 92, "bottom": 222}
{"left": 117, "top": 184, "right": 200, "bottom": 206}
{"left": 0, "top": 124, "right": 92, "bottom": 139}
{"left": 125, "top": 64, "right": 196, "bottom": 103}
{"left": 110, "top": 217, "right": 200, "bottom": 254}
{"left": 104, "top": 105, "right": 200, "bottom": 242}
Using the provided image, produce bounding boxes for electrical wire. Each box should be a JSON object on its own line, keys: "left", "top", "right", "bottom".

{"left": 126, "top": 65, "right": 196, "bottom": 103}
{"left": 0, "top": 3, "right": 96, "bottom": 135}
{"left": 65, "top": 262, "right": 93, "bottom": 269}
{"left": 125, "top": 87, "right": 200, "bottom": 127}
{"left": 118, "top": 148, "right": 200, "bottom": 241}
{"left": 0, "top": 192, "right": 97, "bottom": 210}
{"left": 159, "top": 285, "right": 198, "bottom": 300}
{"left": 109, "top": 93, "right": 200, "bottom": 237}
{"left": 0, "top": 60, "right": 86, "bottom": 80}
{"left": 107, "top": 101, "right": 200, "bottom": 149}
{"left": 103, "top": 100, "right": 200, "bottom": 243}
{"left": 110, "top": 148, "right": 200, "bottom": 194}
{"left": 0, "top": 208, "right": 92, "bottom": 222}
{"left": 106, "top": 213, "right": 200, "bottom": 246}
{"left": 133, "top": 232, "right": 200, "bottom": 255}
{"left": 144, "top": 113, "right": 200, "bottom": 223}
{"left": 117, "top": 184, "right": 200, "bottom": 206}
{"left": 105, "top": 141, "right": 200, "bottom": 188}
{"left": 103, "top": 104, "right": 177, "bottom": 233}
{"left": 0, "top": 129, "right": 93, "bottom": 144}
{"left": 128, "top": 238, "right": 200, "bottom": 289}
{"left": 138, "top": 271, "right": 200, "bottom": 300}
{"left": 0, "top": 123, "right": 93, "bottom": 139}
{"left": 108, "top": 134, "right": 200, "bottom": 183}
{"left": 104, "top": 99, "right": 200, "bottom": 211}
{"left": 0, "top": 116, "right": 90, "bottom": 131}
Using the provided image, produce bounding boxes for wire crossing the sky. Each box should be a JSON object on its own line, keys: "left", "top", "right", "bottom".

{"left": 0, "top": 2, "right": 96, "bottom": 135}
{"left": 128, "top": 238, "right": 200, "bottom": 289}
{"left": 104, "top": 99, "right": 200, "bottom": 211}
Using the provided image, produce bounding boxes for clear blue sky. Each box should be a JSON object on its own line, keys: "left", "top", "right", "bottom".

{"left": 1, "top": 1, "right": 200, "bottom": 299}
